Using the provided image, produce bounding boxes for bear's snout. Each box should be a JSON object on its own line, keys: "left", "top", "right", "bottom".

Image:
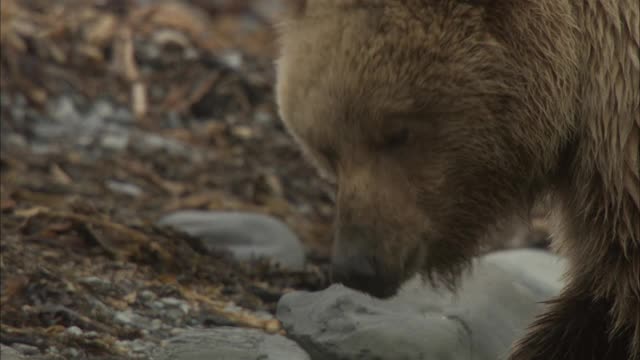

{"left": 330, "top": 224, "right": 403, "bottom": 299}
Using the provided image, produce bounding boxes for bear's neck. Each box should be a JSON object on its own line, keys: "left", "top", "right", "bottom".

{"left": 551, "top": 0, "right": 640, "bottom": 335}
{"left": 565, "top": 0, "right": 639, "bottom": 246}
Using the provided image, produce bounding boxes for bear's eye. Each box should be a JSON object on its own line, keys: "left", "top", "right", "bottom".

{"left": 381, "top": 128, "right": 409, "bottom": 149}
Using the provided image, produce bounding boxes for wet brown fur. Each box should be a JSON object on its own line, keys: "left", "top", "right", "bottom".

{"left": 275, "top": 0, "right": 640, "bottom": 359}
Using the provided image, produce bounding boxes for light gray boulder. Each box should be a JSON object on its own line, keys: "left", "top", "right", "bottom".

{"left": 277, "top": 249, "right": 566, "bottom": 360}
{"left": 157, "top": 210, "right": 306, "bottom": 270}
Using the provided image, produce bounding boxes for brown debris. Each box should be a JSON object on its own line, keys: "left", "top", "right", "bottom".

{"left": 0, "top": 2, "right": 334, "bottom": 357}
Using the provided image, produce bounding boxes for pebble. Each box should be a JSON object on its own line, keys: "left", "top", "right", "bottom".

{"left": 100, "top": 134, "right": 130, "bottom": 151}
{"left": 46, "top": 346, "right": 61, "bottom": 356}
{"left": 170, "top": 328, "right": 186, "bottom": 336}
{"left": 84, "top": 331, "right": 99, "bottom": 339}
{"left": 277, "top": 249, "right": 566, "bottom": 360}
{"left": 165, "top": 308, "right": 185, "bottom": 323}
{"left": 157, "top": 211, "right": 306, "bottom": 270}
{"left": 115, "top": 339, "right": 155, "bottom": 358}
{"left": 129, "top": 339, "right": 153, "bottom": 353}
{"left": 139, "top": 290, "right": 157, "bottom": 302}
{"left": 106, "top": 180, "right": 143, "bottom": 197}
{"left": 115, "top": 310, "right": 135, "bottom": 325}
{"left": 253, "top": 110, "right": 273, "bottom": 124}
{"left": 65, "top": 348, "right": 80, "bottom": 358}
{"left": 11, "top": 344, "right": 39, "bottom": 356}
{"left": 160, "top": 297, "right": 183, "bottom": 306}
{"left": 48, "top": 97, "right": 80, "bottom": 125}
{"left": 79, "top": 276, "right": 111, "bottom": 289}
{"left": 114, "top": 310, "right": 149, "bottom": 328}
{"left": 150, "top": 300, "right": 165, "bottom": 310}
{"left": 66, "top": 326, "right": 84, "bottom": 337}
{"left": 220, "top": 51, "right": 243, "bottom": 69}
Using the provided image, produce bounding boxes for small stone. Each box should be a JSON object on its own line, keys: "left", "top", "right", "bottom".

{"left": 89, "top": 100, "right": 116, "bottom": 121}
{"left": 66, "top": 326, "right": 83, "bottom": 337}
{"left": 66, "top": 348, "right": 80, "bottom": 358}
{"left": 165, "top": 308, "right": 184, "bottom": 323}
{"left": 179, "top": 303, "right": 190, "bottom": 314}
{"left": 114, "top": 310, "right": 149, "bottom": 327}
{"left": 150, "top": 300, "right": 165, "bottom": 310}
{"left": 253, "top": 110, "right": 273, "bottom": 124}
{"left": 106, "top": 180, "right": 143, "bottom": 197}
{"left": 157, "top": 211, "right": 306, "bottom": 270}
{"left": 150, "top": 319, "right": 163, "bottom": 331}
{"left": 170, "top": 328, "right": 185, "bottom": 336}
{"left": 159, "top": 297, "right": 191, "bottom": 315}
{"left": 46, "top": 346, "right": 61, "bottom": 355}
{"left": 160, "top": 297, "right": 182, "bottom": 306}
{"left": 115, "top": 311, "right": 135, "bottom": 325}
{"left": 220, "top": 51, "right": 243, "bottom": 69}
{"left": 139, "top": 290, "right": 157, "bottom": 302}
{"left": 129, "top": 339, "right": 152, "bottom": 353}
{"left": 113, "top": 341, "right": 130, "bottom": 355}
{"left": 48, "top": 97, "right": 80, "bottom": 125}
{"left": 101, "top": 133, "right": 130, "bottom": 151}
{"left": 11, "top": 344, "right": 39, "bottom": 356}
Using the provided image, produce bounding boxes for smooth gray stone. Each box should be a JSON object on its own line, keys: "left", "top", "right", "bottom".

{"left": 0, "top": 345, "right": 24, "bottom": 360}
{"left": 157, "top": 210, "right": 306, "bottom": 270}
{"left": 277, "top": 249, "right": 566, "bottom": 360}
{"left": 152, "top": 327, "right": 311, "bottom": 360}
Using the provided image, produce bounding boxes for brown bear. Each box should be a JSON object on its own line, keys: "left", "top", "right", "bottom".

{"left": 274, "top": 0, "right": 639, "bottom": 359}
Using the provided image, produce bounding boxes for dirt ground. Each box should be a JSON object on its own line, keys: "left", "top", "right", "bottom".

{"left": 1, "top": 1, "right": 335, "bottom": 358}
{"left": 0, "top": 1, "right": 550, "bottom": 358}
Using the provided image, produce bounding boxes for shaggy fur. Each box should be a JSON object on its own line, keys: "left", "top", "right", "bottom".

{"left": 275, "top": 0, "right": 640, "bottom": 359}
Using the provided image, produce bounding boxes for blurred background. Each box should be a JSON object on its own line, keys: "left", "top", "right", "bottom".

{"left": 0, "top": 1, "right": 550, "bottom": 359}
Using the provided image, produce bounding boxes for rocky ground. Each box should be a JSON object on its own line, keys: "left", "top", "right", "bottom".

{"left": 0, "top": 1, "right": 556, "bottom": 359}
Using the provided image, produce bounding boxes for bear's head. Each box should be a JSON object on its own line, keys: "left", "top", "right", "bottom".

{"left": 276, "top": 0, "right": 578, "bottom": 297}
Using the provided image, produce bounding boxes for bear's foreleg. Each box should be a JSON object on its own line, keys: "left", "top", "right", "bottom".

{"left": 509, "top": 280, "right": 635, "bottom": 360}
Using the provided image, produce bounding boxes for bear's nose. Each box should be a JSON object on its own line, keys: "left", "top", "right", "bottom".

{"left": 331, "top": 250, "right": 398, "bottom": 299}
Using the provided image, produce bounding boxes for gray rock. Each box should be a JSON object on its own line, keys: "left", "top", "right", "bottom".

{"left": 114, "top": 309, "right": 151, "bottom": 328}
{"left": 139, "top": 290, "right": 157, "bottom": 302}
{"left": 116, "top": 338, "right": 155, "bottom": 357}
{"left": 277, "top": 249, "right": 566, "bottom": 360}
{"left": 152, "top": 327, "right": 311, "bottom": 360}
{"left": 0, "top": 345, "right": 24, "bottom": 360}
{"left": 106, "top": 180, "right": 143, "bottom": 197}
{"left": 10, "top": 344, "right": 40, "bottom": 356}
{"left": 100, "top": 134, "right": 130, "bottom": 151}
{"left": 79, "top": 276, "right": 112, "bottom": 292}
{"left": 65, "top": 347, "right": 80, "bottom": 358}
{"left": 157, "top": 211, "right": 306, "bottom": 270}
{"left": 66, "top": 326, "right": 84, "bottom": 337}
